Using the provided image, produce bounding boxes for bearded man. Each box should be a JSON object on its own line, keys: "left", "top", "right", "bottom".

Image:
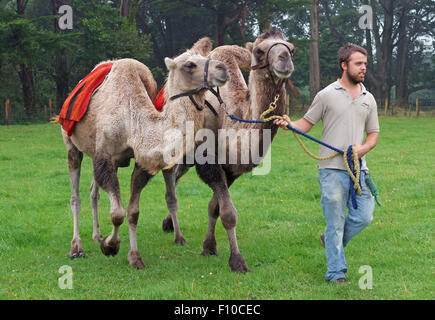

{"left": 275, "top": 43, "right": 380, "bottom": 284}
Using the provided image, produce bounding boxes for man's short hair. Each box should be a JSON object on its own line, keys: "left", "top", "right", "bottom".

{"left": 338, "top": 44, "right": 368, "bottom": 71}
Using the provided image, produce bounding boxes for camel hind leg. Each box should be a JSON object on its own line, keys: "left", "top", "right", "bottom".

{"left": 90, "top": 178, "right": 103, "bottom": 243}
{"left": 65, "top": 140, "right": 85, "bottom": 258}
{"left": 161, "top": 164, "right": 191, "bottom": 244}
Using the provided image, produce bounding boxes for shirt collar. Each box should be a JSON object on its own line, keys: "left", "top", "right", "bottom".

{"left": 334, "top": 79, "right": 367, "bottom": 94}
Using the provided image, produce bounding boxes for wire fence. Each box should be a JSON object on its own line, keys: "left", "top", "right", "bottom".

{"left": 1, "top": 96, "right": 435, "bottom": 126}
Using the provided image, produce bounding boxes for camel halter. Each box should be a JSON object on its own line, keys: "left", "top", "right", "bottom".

{"left": 169, "top": 58, "right": 223, "bottom": 116}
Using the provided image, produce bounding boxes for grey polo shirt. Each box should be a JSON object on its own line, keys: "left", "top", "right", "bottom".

{"left": 303, "top": 80, "right": 380, "bottom": 171}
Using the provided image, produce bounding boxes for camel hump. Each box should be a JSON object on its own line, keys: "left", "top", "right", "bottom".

{"left": 210, "top": 45, "right": 251, "bottom": 71}
{"left": 112, "top": 58, "right": 158, "bottom": 100}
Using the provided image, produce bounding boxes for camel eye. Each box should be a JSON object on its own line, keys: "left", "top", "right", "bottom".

{"left": 184, "top": 62, "right": 197, "bottom": 70}
{"left": 255, "top": 48, "right": 264, "bottom": 57}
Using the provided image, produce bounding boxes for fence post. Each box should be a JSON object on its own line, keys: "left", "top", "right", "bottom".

{"left": 49, "top": 98, "right": 53, "bottom": 119}
{"left": 416, "top": 98, "right": 419, "bottom": 117}
{"left": 5, "top": 99, "right": 11, "bottom": 125}
{"left": 384, "top": 98, "right": 388, "bottom": 117}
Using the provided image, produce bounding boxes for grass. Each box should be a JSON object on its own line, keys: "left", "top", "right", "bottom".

{"left": 0, "top": 117, "right": 433, "bottom": 300}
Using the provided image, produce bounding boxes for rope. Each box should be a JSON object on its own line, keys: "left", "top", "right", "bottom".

{"left": 228, "top": 93, "right": 363, "bottom": 208}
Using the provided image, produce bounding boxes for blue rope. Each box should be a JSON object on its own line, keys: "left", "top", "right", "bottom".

{"left": 229, "top": 114, "right": 344, "bottom": 154}
{"left": 229, "top": 113, "right": 363, "bottom": 209}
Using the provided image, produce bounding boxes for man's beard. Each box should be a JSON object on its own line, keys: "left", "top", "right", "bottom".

{"left": 347, "top": 70, "right": 364, "bottom": 84}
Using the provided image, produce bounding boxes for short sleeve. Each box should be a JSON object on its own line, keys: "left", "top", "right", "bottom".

{"left": 303, "top": 92, "right": 324, "bottom": 125}
{"left": 365, "top": 94, "right": 380, "bottom": 133}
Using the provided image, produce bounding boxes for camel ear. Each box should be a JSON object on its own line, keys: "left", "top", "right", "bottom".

{"left": 164, "top": 57, "right": 176, "bottom": 70}
{"left": 245, "top": 42, "right": 253, "bottom": 53}
{"left": 192, "top": 37, "right": 213, "bottom": 56}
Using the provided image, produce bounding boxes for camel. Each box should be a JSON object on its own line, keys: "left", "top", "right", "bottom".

{"left": 161, "top": 28, "right": 295, "bottom": 272}
{"left": 62, "top": 38, "right": 229, "bottom": 269}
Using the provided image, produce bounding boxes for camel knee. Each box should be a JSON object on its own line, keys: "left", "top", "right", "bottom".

{"left": 111, "top": 208, "right": 125, "bottom": 227}
{"left": 70, "top": 195, "right": 81, "bottom": 212}
{"left": 165, "top": 192, "right": 178, "bottom": 211}
{"left": 220, "top": 206, "right": 237, "bottom": 229}
{"left": 127, "top": 206, "right": 139, "bottom": 226}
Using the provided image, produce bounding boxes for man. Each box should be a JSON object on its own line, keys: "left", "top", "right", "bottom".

{"left": 275, "top": 44, "right": 379, "bottom": 283}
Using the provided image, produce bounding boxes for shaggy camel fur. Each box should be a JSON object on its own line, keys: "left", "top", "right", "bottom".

{"left": 62, "top": 38, "right": 229, "bottom": 268}
{"left": 161, "top": 29, "right": 295, "bottom": 272}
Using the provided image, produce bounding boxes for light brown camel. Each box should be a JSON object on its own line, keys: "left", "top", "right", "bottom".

{"left": 163, "top": 29, "right": 294, "bottom": 272}
{"left": 62, "top": 38, "right": 229, "bottom": 268}
{"left": 161, "top": 28, "right": 295, "bottom": 272}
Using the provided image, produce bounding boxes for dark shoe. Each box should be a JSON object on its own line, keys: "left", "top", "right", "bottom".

{"left": 330, "top": 277, "right": 350, "bottom": 284}
{"left": 320, "top": 234, "right": 325, "bottom": 248}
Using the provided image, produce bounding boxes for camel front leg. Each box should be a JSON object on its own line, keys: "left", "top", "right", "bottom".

{"left": 201, "top": 194, "right": 219, "bottom": 255}
{"left": 126, "top": 163, "right": 153, "bottom": 269}
{"left": 93, "top": 154, "right": 124, "bottom": 257}
{"left": 196, "top": 163, "right": 250, "bottom": 273}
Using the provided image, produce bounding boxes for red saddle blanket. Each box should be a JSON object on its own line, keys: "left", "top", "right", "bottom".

{"left": 152, "top": 83, "right": 166, "bottom": 111}
{"left": 59, "top": 62, "right": 113, "bottom": 136}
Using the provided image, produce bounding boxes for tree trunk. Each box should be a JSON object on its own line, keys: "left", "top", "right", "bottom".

{"left": 309, "top": 0, "right": 321, "bottom": 101}
{"left": 120, "top": 0, "right": 131, "bottom": 18}
{"left": 395, "top": 0, "right": 410, "bottom": 109}
{"left": 52, "top": 0, "right": 70, "bottom": 113}
{"left": 18, "top": 64, "right": 36, "bottom": 117}
{"left": 16, "top": 0, "right": 36, "bottom": 117}
{"left": 257, "top": 0, "right": 271, "bottom": 32}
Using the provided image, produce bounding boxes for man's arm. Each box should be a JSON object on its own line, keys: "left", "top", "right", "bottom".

{"left": 353, "top": 131, "right": 379, "bottom": 159}
{"left": 274, "top": 115, "right": 314, "bottom": 133}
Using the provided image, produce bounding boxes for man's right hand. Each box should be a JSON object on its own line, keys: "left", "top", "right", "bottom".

{"left": 274, "top": 114, "right": 291, "bottom": 130}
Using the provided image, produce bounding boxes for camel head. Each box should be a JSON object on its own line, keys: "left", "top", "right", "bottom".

{"left": 164, "top": 45, "right": 229, "bottom": 95}
{"left": 248, "top": 28, "right": 295, "bottom": 79}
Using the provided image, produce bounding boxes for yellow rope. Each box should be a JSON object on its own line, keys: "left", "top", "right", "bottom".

{"left": 260, "top": 94, "right": 362, "bottom": 195}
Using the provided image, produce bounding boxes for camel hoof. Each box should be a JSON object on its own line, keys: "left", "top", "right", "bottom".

{"left": 229, "top": 253, "right": 251, "bottom": 273}
{"left": 69, "top": 238, "right": 85, "bottom": 258}
{"left": 174, "top": 236, "right": 186, "bottom": 246}
{"left": 100, "top": 236, "right": 120, "bottom": 257}
{"left": 128, "top": 250, "right": 146, "bottom": 269}
{"left": 201, "top": 238, "right": 218, "bottom": 255}
{"left": 69, "top": 250, "right": 86, "bottom": 259}
{"left": 162, "top": 216, "right": 174, "bottom": 232}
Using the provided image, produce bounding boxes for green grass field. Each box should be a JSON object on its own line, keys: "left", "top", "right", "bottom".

{"left": 0, "top": 117, "right": 433, "bottom": 300}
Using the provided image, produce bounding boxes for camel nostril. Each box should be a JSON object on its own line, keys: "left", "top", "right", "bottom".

{"left": 279, "top": 53, "right": 290, "bottom": 61}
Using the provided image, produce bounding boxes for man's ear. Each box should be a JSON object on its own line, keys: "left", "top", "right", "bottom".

{"left": 341, "top": 61, "right": 347, "bottom": 71}
{"left": 165, "top": 57, "right": 176, "bottom": 70}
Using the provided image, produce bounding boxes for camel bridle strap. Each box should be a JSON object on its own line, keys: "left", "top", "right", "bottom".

{"left": 251, "top": 42, "right": 294, "bottom": 71}
{"left": 169, "top": 58, "right": 223, "bottom": 116}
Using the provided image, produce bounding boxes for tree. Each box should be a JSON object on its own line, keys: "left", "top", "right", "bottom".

{"left": 15, "top": 0, "right": 36, "bottom": 117}
{"left": 309, "top": 0, "right": 321, "bottom": 100}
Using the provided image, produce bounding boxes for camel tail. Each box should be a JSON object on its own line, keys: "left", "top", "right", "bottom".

{"left": 50, "top": 115, "right": 60, "bottom": 124}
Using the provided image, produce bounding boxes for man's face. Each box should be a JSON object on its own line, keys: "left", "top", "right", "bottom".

{"left": 342, "top": 52, "right": 367, "bottom": 84}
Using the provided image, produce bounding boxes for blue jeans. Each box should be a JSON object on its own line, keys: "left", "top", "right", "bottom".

{"left": 318, "top": 169, "right": 374, "bottom": 281}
